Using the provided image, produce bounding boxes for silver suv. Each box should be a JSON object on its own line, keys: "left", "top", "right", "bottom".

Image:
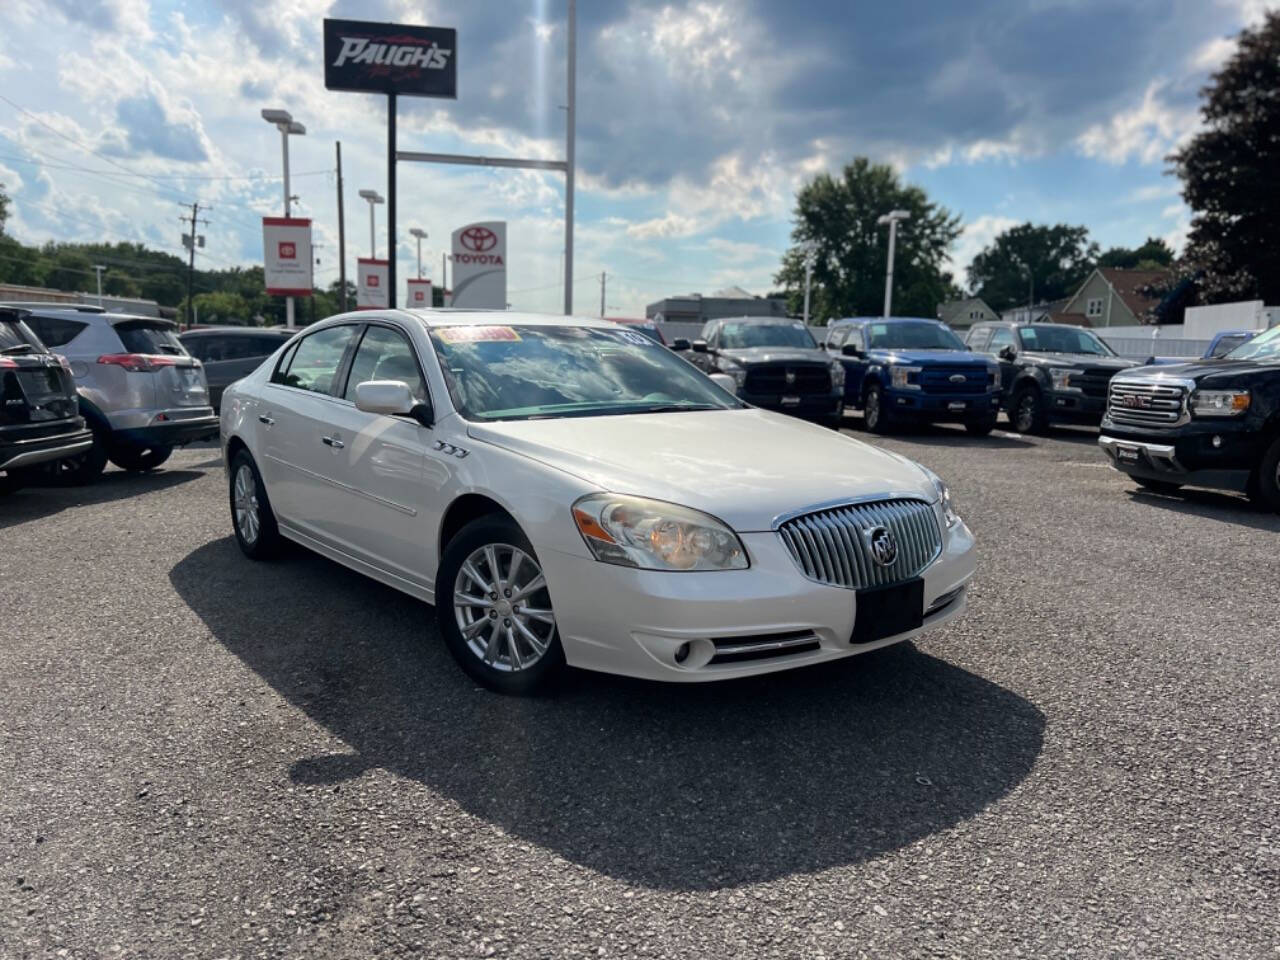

{"left": 11, "top": 304, "right": 218, "bottom": 482}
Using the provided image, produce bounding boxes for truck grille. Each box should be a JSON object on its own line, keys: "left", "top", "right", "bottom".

{"left": 777, "top": 498, "right": 942, "bottom": 590}
{"left": 744, "top": 364, "right": 830, "bottom": 395}
{"left": 1072, "top": 368, "right": 1116, "bottom": 398}
{"left": 919, "top": 366, "right": 988, "bottom": 394}
{"left": 1107, "top": 379, "right": 1188, "bottom": 428}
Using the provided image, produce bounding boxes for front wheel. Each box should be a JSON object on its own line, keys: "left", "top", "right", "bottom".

{"left": 863, "top": 384, "right": 894, "bottom": 435}
{"left": 965, "top": 416, "right": 997, "bottom": 437}
{"left": 229, "top": 450, "right": 283, "bottom": 559}
{"left": 109, "top": 444, "right": 173, "bottom": 472}
{"left": 1010, "top": 386, "right": 1049, "bottom": 435}
{"left": 437, "top": 516, "right": 565, "bottom": 695}
{"left": 1248, "top": 436, "right": 1280, "bottom": 512}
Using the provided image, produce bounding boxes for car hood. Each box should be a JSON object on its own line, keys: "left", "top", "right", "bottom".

{"left": 1023, "top": 352, "right": 1137, "bottom": 370}
{"left": 718, "top": 347, "right": 828, "bottom": 365}
{"left": 867, "top": 348, "right": 991, "bottom": 366}
{"left": 465, "top": 408, "right": 936, "bottom": 531}
{"left": 1123, "top": 357, "right": 1280, "bottom": 384}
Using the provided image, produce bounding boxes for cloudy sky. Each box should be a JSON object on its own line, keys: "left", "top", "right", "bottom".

{"left": 0, "top": 0, "right": 1272, "bottom": 316}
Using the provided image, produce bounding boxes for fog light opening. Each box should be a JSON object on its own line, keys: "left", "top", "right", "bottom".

{"left": 1212, "top": 435, "right": 1222, "bottom": 448}
{"left": 674, "top": 642, "right": 691, "bottom": 665}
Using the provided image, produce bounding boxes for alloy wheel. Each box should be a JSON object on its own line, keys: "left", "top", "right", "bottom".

{"left": 233, "top": 463, "right": 260, "bottom": 545}
{"left": 865, "top": 389, "right": 880, "bottom": 428}
{"left": 453, "top": 543, "right": 556, "bottom": 673}
{"left": 1016, "top": 395, "right": 1036, "bottom": 433}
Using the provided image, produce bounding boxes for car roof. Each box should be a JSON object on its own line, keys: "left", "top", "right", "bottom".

{"left": 331, "top": 308, "right": 620, "bottom": 330}
{"left": 180, "top": 326, "right": 290, "bottom": 335}
{"left": 834, "top": 316, "right": 946, "bottom": 325}
{"left": 0, "top": 301, "right": 106, "bottom": 314}
{"left": 711, "top": 316, "right": 802, "bottom": 325}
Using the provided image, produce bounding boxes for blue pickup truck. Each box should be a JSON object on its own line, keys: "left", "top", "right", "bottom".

{"left": 822, "top": 317, "right": 1002, "bottom": 435}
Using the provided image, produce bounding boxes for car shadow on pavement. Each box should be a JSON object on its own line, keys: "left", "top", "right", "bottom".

{"left": 853, "top": 421, "right": 1037, "bottom": 450}
{"left": 1126, "top": 488, "right": 1280, "bottom": 532}
{"left": 171, "top": 537, "right": 1045, "bottom": 892}
{"left": 0, "top": 469, "right": 203, "bottom": 532}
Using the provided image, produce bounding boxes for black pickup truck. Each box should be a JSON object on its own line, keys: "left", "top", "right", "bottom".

{"left": 0, "top": 309, "right": 93, "bottom": 494}
{"left": 1098, "top": 324, "right": 1280, "bottom": 509}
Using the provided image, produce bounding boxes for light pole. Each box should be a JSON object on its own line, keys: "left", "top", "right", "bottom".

{"left": 801, "top": 242, "right": 817, "bottom": 325}
{"left": 92, "top": 265, "right": 106, "bottom": 305}
{"left": 876, "top": 210, "right": 911, "bottom": 317}
{"left": 358, "top": 190, "right": 384, "bottom": 258}
{"left": 409, "top": 228, "right": 427, "bottom": 278}
{"left": 261, "top": 109, "right": 306, "bottom": 328}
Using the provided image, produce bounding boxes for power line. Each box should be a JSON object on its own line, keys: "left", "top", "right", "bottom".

{"left": 0, "top": 152, "right": 330, "bottom": 182}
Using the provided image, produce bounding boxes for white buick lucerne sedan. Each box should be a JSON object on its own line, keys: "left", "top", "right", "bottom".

{"left": 220, "top": 310, "right": 975, "bottom": 694}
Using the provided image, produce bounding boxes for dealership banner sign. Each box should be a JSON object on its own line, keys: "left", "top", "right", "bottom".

{"left": 357, "top": 258, "right": 389, "bottom": 309}
{"left": 262, "top": 217, "right": 313, "bottom": 297}
{"left": 406, "top": 278, "right": 433, "bottom": 308}
{"left": 323, "top": 19, "right": 457, "bottom": 98}
{"left": 449, "top": 222, "right": 506, "bottom": 310}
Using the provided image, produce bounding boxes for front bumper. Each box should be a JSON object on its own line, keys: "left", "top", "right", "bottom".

{"left": 1098, "top": 429, "right": 1255, "bottom": 492}
{"left": 1044, "top": 392, "right": 1107, "bottom": 424}
{"left": 538, "top": 519, "right": 976, "bottom": 682}
{"left": 741, "top": 391, "right": 842, "bottom": 420}
{"left": 114, "top": 409, "right": 219, "bottom": 448}
{"left": 884, "top": 390, "right": 1000, "bottom": 422}
{"left": 0, "top": 424, "right": 94, "bottom": 472}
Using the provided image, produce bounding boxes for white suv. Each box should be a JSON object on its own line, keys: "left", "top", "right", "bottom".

{"left": 220, "top": 310, "right": 976, "bottom": 694}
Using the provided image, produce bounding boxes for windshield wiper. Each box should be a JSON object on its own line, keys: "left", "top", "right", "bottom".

{"left": 633, "top": 403, "right": 725, "bottom": 414}
{"left": 0, "top": 344, "right": 36, "bottom": 355}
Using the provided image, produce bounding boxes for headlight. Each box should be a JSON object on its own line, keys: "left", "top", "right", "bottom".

{"left": 572, "top": 494, "right": 749, "bottom": 571}
{"left": 890, "top": 365, "right": 922, "bottom": 390}
{"left": 919, "top": 466, "right": 960, "bottom": 528}
{"left": 1049, "top": 368, "right": 1082, "bottom": 392}
{"left": 1191, "top": 389, "right": 1250, "bottom": 416}
{"left": 717, "top": 360, "right": 747, "bottom": 389}
{"left": 829, "top": 361, "right": 846, "bottom": 389}
{"left": 987, "top": 364, "right": 1001, "bottom": 389}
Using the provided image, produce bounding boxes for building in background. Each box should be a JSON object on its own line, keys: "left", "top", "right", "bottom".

{"left": 1055, "top": 267, "right": 1173, "bottom": 327}
{"left": 936, "top": 296, "right": 999, "bottom": 330}
{"left": 645, "top": 286, "right": 788, "bottom": 326}
{"left": 0, "top": 282, "right": 164, "bottom": 317}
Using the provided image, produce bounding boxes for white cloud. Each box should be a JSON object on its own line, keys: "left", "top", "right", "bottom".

{"left": 1075, "top": 81, "right": 1200, "bottom": 165}
{"left": 1127, "top": 183, "right": 1180, "bottom": 203}
{"left": 947, "top": 215, "right": 1020, "bottom": 285}
{"left": 1188, "top": 35, "right": 1237, "bottom": 72}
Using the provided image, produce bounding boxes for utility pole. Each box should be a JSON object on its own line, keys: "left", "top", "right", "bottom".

{"left": 336, "top": 141, "right": 347, "bottom": 313}
{"left": 441, "top": 253, "right": 448, "bottom": 306}
{"left": 180, "top": 203, "right": 208, "bottom": 328}
{"left": 92, "top": 265, "right": 106, "bottom": 305}
{"left": 600, "top": 271, "right": 606, "bottom": 318}
{"left": 563, "top": 0, "right": 577, "bottom": 314}
{"left": 802, "top": 243, "right": 817, "bottom": 325}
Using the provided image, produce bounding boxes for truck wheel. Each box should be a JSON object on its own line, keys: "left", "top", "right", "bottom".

{"left": 109, "top": 444, "right": 174, "bottom": 472}
{"left": 1134, "top": 476, "right": 1182, "bottom": 495}
{"left": 1010, "top": 386, "right": 1049, "bottom": 435}
{"left": 1249, "top": 436, "right": 1280, "bottom": 512}
{"left": 863, "top": 384, "right": 895, "bottom": 435}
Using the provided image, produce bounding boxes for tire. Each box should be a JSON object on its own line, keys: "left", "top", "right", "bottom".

{"left": 229, "top": 450, "right": 283, "bottom": 559}
{"left": 863, "top": 383, "right": 894, "bottom": 435}
{"left": 436, "top": 515, "right": 565, "bottom": 695}
{"left": 823, "top": 413, "right": 844, "bottom": 431}
{"left": 1248, "top": 436, "right": 1280, "bottom": 512}
{"left": 109, "top": 444, "right": 174, "bottom": 472}
{"left": 1009, "top": 385, "right": 1049, "bottom": 435}
{"left": 1134, "top": 476, "right": 1183, "bottom": 495}
{"left": 42, "top": 420, "right": 109, "bottom": 486}
{"left": 965, "top": 416, "right": 997, "bottom": 437}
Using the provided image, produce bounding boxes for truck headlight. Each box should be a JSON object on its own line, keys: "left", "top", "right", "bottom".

{"left": 1049, "top": 368, "right": 1082, "bottom": 392}
{"left": 572, "top": 494, "right": 749, "bottom": 571}
{"left": 829, "top": 361, "right": 846, "bottom": 389}
{"left": 890, "top": 365, "right": 922, "bottom": 390}
{"left": 718, "top": 360, "right": 747, "bottom": 389}
{"left": 987, "top": 364, "right": 1001, "bottom": 389}
{"left": 1191, "top": 389, "right": 1250, "bottom": 416}
{"left": 919, "top": 466, "right": 960, "bottom": 528}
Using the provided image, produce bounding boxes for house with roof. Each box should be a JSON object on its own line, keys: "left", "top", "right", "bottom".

{"left": 936, "top": 296, "right": 999, "bottom": 330}
{"left": 1056, "top": 267, "right": 1173, "bottom": 327}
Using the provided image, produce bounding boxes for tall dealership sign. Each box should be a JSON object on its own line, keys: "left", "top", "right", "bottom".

{"left": 323, "top": 18, "right": 457, "bottom": 310}
{"left": 449, "top": 222, "right": 507, "bottom": 309}
{"left": 262, "top": 218, "right": 314, "bottom": 297}
{"left": 406, "top": 278, "right": 433, "bottom": 308}
{"left": 356, "top": 258, "right": 389, "bottom": 309}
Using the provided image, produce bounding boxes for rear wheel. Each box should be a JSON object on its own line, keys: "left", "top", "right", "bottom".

{"left": 1010, "top": 386, "right": 1048, "bottom": 435}
{"left": 230, "top": 450, "right": 282, "bottom": 559}
{"left": 1134, "top": 476, "right": 1182, "bottom": 495}
{"left": 42, "top": 420, "right": 109, "bottom": 486}
{"left": 437, "top": 516, "right": 565, "bottom": 695}
{"left": 109, "top": 444, "right": 174, "bottom": 472}
{"left": 1248, "top": 436, "right": 1280, "bottom": 512}
{"left": 863, "top": 384, "right": 894, "bottom": 435}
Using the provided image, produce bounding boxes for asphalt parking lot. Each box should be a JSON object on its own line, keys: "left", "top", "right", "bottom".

{"left": 3, "top": 424, "right": 1278, "bottom": 959}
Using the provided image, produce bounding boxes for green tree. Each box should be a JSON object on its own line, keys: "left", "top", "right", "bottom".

{"left": 182, "top": 291, "right": 252, "bottom": 325}
{"left": 966, "top": 223, "right": 1098, "bottom": 312}
{"left": 1097, "top": 237, "right": 1175, "bottom": 270}
{"left": 774, "top": 157, "right": 962, "bottom": 321}
{"left": 1171, "top": 12, "right": 1280, "bottom": 303}
{"left": 45, "top": 247, "right": 95, "bottom": 292}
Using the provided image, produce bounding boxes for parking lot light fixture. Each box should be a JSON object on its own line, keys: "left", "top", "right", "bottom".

{"left": 261, "top": 108, "right": 306, "bottom": 328}
{"left": 359, "top": 189, "right": 385, "bottom": 259}
{"left": 876, "top": 210, "right": 911, "bottom": 317}
{"left": 409, "top": 227, "right": 428, "bottom": 278}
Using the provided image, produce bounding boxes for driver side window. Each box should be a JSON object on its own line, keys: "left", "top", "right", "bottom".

{"left": 342, "top": 325, "right": 427, "bottom": 403}
{"left": 845, "top": 328, "right": 865, "bottom": 352}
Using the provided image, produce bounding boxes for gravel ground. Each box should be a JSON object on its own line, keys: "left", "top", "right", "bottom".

{"left": 2, "top": 424, "right": 1278, "bottom": 959}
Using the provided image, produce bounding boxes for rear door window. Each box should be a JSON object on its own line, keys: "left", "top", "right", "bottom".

{"left": 114, "top": 321, "right": 187, "bottom": 356}
{"left": 966, "top": 327, "right": 991, "bottom": 352}
{"left": 25, "top": 315, "right": 87, "bottom": 348}
{"left": 273, "top": 324, "right": 357, "bottom": 395}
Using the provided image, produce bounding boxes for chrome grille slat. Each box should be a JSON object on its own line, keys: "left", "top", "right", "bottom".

{"left": 777, "top": 498, "right": 942, "bottom": 590}
{"left": 1107, "top": 379, "right": 1190, "bottom": 428}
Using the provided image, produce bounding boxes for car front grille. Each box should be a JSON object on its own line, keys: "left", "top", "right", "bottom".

{"left": 777, "top": 498, "right": 942, "bottom": 590}
{"left": 1107, "top": 379, "right": 1188, "bottom": 427}
{"left": 744, "top": 364, "right": 830, "bottom": 395}
{"left": 919, "top": 366, "right": 989, "bottom": 394}
{"left": 1071, "top": 368, "right": 1116, "bottom": 398}
{"left": 707, "top": 630, "right": 822, "bottom": 666}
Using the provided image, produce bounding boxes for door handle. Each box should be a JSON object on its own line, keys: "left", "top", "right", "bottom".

{"left": 321, "top": 436, "right": 344, "bottom": 449}
{"left": 258, "top": 415, "right": 275, "bottom": 425}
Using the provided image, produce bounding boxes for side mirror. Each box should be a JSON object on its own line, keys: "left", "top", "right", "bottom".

{"left": 708, "top": 373, "right": 738, "bottom": 394}
{"left": 691, "top": 339, "right": 709, "bottom": 353}
{"left": 355, "top": 380, "right": 431, "bottom": 427}
{"left": 670, "top": 337, "right": 690, "bottom": 351}
{"left": 841, "top": 343, "right": 864, "bottom": 358}
{"left": 998, "top": 345, "right": 1017, "bottom": 361}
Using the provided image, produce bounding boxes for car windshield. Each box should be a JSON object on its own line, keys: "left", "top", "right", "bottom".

{"left": 1224, "top": 324, "right": 1280, "bottom": 361}
{"left": 718, "top": 322, "right": 816, "bottom": 350}
{"left": 1019, "top": 325, "right": 1114, "bottom": 356}
{"left": 865, "top": 321, "right": 965, "bottom": 350}
{"left": 429, "top": 324, "right": 741, "bottom": 421}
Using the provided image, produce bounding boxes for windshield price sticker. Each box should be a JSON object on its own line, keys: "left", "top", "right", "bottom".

{"left": 437, "top": 326, "right": 522, "bottom": 344}
{"left": 615, "top": 330, "right": 652, "bottom": 346}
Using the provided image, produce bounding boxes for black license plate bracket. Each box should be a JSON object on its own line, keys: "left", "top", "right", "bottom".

{"left": 851, "top": 578, "right": 924, "bottom": 645}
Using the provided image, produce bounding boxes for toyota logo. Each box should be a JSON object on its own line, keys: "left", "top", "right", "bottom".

{"left": 459, "top": 226, "right": 498, "bottom": 252}
{"left": 866, "top": 525, "right": 897, "bottom": 567}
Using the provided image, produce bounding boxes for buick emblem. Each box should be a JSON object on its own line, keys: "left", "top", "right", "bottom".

{"left": 459, "top": 226, "right": 498, "bottom": 252}
{"left": 785, "top": 369, "right": 796, "bottom": 385}
{"left": 866, "top": 525, "right": 897, "bottom": 567}
{"left": 949, "top": 373, "right": 966, "bottom": 383}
